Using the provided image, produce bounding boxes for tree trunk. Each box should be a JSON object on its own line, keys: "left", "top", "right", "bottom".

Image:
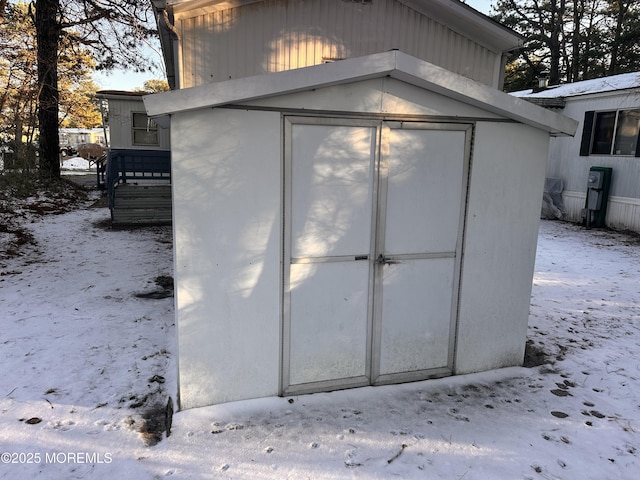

{"left": 548, "top": 0, "right": 566, "bottom": 85}
{"left": 0, "top": 0, "right": 8, "bottom": 22}
{"left": 571, "top": 0, "right": 582, "bottom": 82}
{"left": 35, "top": 0, "right": 61, "bottom": 178}
{"left": 607, "top": 0, "right": 628, "bottom": 75}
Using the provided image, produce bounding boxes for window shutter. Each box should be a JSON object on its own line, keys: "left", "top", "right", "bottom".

{"left": 580, "top": 111, "right": 595, "bottom": 156}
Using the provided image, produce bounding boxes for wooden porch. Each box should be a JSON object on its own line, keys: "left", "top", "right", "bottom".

{"left": 105, "top": 149, "right": 171, "bottom": 226}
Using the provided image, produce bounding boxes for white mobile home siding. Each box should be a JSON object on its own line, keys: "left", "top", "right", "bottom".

{"left": 106, "top": 97, "right": 171, "bottom": 150}
{"left": 175, "top": 0, "right": 499, "bottom": 88}
{"left": 546, "top": 90, "right": 640, "bottom": 232}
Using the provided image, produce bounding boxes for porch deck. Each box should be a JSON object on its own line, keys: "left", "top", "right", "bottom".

{"left": 106, "top": 149, "right": 171, "bottom": 226}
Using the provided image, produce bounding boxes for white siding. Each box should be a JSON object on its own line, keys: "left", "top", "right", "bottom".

{"left": 107, "top": 98, "right": 171, "bottom": 150}
{"left": 172, "top": 108, "right": 282, "bottom": 409}
{"left": 545, "top": 91, "right": 640, "bottom": 232}
{"left": 607, "top": 196, "right": 640, "bottom": 231}
{"left": 547, "top": 92, "right": 640, "bottom": 199}
{"left": 456, "top": 122, "right": 549, "bottom": 374}
{"left": 562, "top": 191, "right": 640, "bottom": 232}
{"left": 177, "top": 0, "right": 498, "bottom": 88}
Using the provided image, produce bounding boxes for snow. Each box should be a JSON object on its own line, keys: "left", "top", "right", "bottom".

{"left": 1, "top": 183, "right": 639, "bottom": 479}
{"left": 511, "top": 71, "right": 640, "bottom": 99}
{"left": 61, "top": 156, "right": 92, "bottom": 172}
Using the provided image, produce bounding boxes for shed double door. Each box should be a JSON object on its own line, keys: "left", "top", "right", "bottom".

{"left": 282, "top": 117, "right": 470, "bottom": 395}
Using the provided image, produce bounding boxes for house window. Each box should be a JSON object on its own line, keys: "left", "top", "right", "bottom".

{"left": 580, "top": 109, "right": 640, "bottom": 157}
{"left": 614, "top": 110, "right": 640, "bottom": 155}
{"left": 132, "top": 112, "right": 159, "bottom": 146}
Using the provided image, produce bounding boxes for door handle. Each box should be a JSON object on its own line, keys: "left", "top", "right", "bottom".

{"left": 377, "top": 254, "right": 399, "bottom": 265}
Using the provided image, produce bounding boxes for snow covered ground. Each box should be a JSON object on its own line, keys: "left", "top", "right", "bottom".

{"left": 61, "top": 157, "right": 93, "bottom": 172}
{"left": 0, "top": 182, "right": 638, "bottom": 479}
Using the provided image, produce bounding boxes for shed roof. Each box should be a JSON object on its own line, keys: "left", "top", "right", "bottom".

{"left": 144, "top": 51, "right": 577, "bottom": 136}
{"left": 96, "top": 90, "right": 147, "bottom": 100}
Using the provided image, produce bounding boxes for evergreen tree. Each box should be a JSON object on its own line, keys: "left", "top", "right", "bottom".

{"left": 1, "top": 2, "right": 105, "bottom": 168}
{"left": 1, "top": 0, "right": 157, "bottom": 177}
{"left": 491, "top": 0, "right": 640, "bottom": 91}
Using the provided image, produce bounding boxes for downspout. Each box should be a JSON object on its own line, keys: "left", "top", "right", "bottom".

{"left": 496, "top": 52, "right": 509, "bottom": 91}
{"left": 163, "top": 9, "right": 182, "bottom": 90}
{"left": 151, "top": 0, "right": 181, "bottom": 90}
{"left": 98, "top": 98, "right": 109, "bottom": 149}
{"left": 162, "top": 9, "right": 180, "bottom": 39}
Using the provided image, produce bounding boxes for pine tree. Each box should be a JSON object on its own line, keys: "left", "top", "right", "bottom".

{"left": 3, "top": 0, "right": 158, "bottom": 177}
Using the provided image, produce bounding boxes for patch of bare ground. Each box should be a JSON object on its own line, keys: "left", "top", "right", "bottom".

{"left": 523, "top": 339, "right": 552, "bottom": 368}
{"left": 0, "top": 172, "right": 91, "bottom": 261}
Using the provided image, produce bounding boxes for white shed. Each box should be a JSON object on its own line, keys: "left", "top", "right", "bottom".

{"left": 145, "top": 51, "right": 577, "bottom": 409}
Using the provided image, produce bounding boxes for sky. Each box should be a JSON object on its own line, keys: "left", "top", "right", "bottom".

{"left": 93, "top": 0, "right": 497, "bottom": 91}
{"left": 93, "top": 69, "right": 162, "bottom": 92}
{"left": 92, "top": 54, "right": 166, "bottom": 92}
{"left": 464, "top": 0, "right": 494, "bottom": 15}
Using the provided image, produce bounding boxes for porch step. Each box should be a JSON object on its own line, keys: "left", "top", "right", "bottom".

{"left": 111, "top": 184, "right": 172, "bottom": 226}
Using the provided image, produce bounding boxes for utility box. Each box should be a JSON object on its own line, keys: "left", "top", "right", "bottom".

{"left": 587, "top": 171, "right": 603, "bottom": 210}
{"left": 585, "top": 166, "right": 612, "bottom": 228}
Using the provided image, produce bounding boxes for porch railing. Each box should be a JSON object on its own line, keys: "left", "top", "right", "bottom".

{"left": 106, "top": 149, "right": 171, "bottom": 209}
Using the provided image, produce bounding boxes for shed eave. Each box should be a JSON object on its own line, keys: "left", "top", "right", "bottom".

{"left": 143, "top": 51, "right": 397, "bottom": 116}
{"left": 97, "top": 90, "right": 147, "bottom": 99}
{"left": 390, "top": 53, "right": 577, "bottom": 136}
{"left": 143, "top": 51, "right": 577, "bottom": 136}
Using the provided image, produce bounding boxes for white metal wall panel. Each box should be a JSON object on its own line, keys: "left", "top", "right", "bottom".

{"left": 607, "top": 196, "right": 640, "bottom": 232}
{"left": 456, "top": 122, "right": 548, "bottom": 375}
{"left": 177, "top": 0, "right": 498, "bottom": 88}
{"left": 172, "top": 108, "right": 282, "bottom": 409}
{"left": 561, "top": 191, "right": 587, "bottom": 223}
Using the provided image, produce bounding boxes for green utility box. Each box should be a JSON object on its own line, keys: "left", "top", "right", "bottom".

{"left": 584, "top": 166, "right": 612, "bottom": 228}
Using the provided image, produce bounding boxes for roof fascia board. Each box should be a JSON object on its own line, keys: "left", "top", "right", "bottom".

{"left": 391, "top": 52, "right": 577, "bottom": 135}
{"left": 144, "top": 51, "right": 397, "bottom": 116}
{"left": 539, "top": 87, "right": 640, "bottom": 102}
{"left": 167, "top": 0, "right": 263, "bottom": 19}
{"left": 514, "top": 73, "right": 640, "bottom": 100}
{"left": 563, "top": 89, "right": 640, "bottom": 102}
{"left": 96, "top": 91, "right": 146, "bottom": 100}
{"left": 144, "top": 51, "right": 577, "bottom": 136}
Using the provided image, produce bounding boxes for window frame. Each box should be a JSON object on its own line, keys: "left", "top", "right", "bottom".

{"left": 131, "top": 112, "right": 159, "bottom": 147}
{"left": 580, "top": 108, "right": 640, "bottom": 157}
